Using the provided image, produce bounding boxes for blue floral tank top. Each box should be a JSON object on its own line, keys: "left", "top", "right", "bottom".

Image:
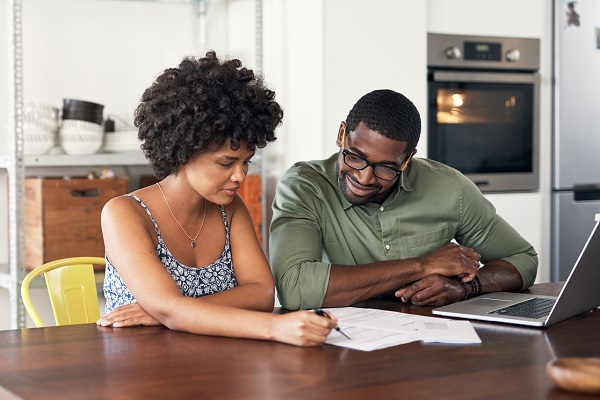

{"left": 103, "top": 194, "right": 238, "bottom": 314}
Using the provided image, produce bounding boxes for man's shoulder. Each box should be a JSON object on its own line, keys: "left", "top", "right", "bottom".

{"left": 410, "top": 157, "right": 475, "bottom": 182}
{"left": 285, "top": 159, "right": 324, "bottom": 175}
{"left": 276, "top": 155, "right": 341, "bottom": 204}
{"left": 407, "top": 158, "right": 481, "bottom": 195}
{"left": 282, "top": 156, "right": 336, "bottom": 184}
{"left": 410, "top": 157, "right": 459, "bottom": 174}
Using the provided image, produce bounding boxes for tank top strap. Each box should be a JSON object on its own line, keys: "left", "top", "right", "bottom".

{"left": 126, "top": 193, "right": 161, "bottom": 236}
{"left": 218, "top": 205, "right": 229, "bottom": 232}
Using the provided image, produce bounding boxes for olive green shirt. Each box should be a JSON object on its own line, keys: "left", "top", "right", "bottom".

{"left": 269, "top": 154, "right": 538, "bottom": 310}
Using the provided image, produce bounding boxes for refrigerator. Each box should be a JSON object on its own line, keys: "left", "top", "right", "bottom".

{"left": 552, "top": 0, "right": 600, "bottom": 280}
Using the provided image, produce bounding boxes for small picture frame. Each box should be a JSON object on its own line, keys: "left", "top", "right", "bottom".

{"left": 565, "top": 1, "right": 581, "bottom": 28}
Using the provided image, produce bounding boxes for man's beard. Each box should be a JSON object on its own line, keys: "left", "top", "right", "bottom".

{"left": 336, "top": 163, "right": 383, "bottom": 206}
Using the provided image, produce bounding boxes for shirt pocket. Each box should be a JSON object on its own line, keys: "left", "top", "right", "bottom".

{"left": 402, "top": 226, "right": 449, "bottom": 258}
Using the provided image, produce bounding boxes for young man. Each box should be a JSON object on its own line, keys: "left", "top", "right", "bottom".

{"left": 270, "top": 89, "right": 538, "bottom": 310}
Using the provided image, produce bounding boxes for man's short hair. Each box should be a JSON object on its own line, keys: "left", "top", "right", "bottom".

{"left": 345, "top": 89, "right": 421, "bottom": 153}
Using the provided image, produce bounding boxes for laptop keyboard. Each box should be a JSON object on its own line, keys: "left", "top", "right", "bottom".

{"left": 489, "top": 297, "right": 556, "bottom": 319}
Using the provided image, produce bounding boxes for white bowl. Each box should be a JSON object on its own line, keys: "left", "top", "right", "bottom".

{"left": 102, "top": 130, "right": 141, "bottom": 153}
{"left": 24, "top": 123, "right": 55, "bottom": 155}
{"left": 24, "top": 102, "right": 59, "bottom": 124}
{"left": 59, "top": 120, "right": 104, "bottom": 155}
{"left": 23, "top": 102, "right": 60, "bottom": 155}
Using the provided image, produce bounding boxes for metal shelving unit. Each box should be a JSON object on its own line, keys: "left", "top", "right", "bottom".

{"left": 2, "top": 0, "right": 266, "bottom": 328}
{"left": 0, "top": 1, "right": 152, "bottom": 328}
{"left": 3, "top": 0, "right": 26, "bottom": 329}
{"left": 0, "top": 152, "right": 148, "bottom": 168}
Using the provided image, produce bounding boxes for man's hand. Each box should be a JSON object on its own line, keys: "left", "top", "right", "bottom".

{"left": 395, "top": 243, "right": 481, "bottom": 307}
{"left": 418, "top": 243, "right": 481, "bottom": 281}
{"left": 97, "top": 302, "right": 161, "bottom": 328}
{"left": 395, "top": 274, "right": 467, "bottom": 307}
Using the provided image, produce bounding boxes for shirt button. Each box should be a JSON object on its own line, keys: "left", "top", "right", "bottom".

{"left": 380, "top": 206, "right": 385, "bottom": 211}
{"left": 385, "top": 245, "right": 390, "bottom": 250}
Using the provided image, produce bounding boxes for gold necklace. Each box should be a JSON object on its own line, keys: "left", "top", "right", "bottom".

{"left": 156, "top": 182, "right": 206, "bottom": 248}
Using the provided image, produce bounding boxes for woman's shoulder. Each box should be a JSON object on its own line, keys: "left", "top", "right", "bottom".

{"left": 103, "top": 193, "right": 133, "bottom": 213}
{"left": 223, "top": 194, "right": 246, "bottom": 217}
{"left": 104, "top": 184, "right": 157, "bottom": 210}
{"left": 102, "top": 191, "right": 154, "bottom": 226}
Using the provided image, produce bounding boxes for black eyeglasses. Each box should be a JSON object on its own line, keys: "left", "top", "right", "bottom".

{"left": 339, "top": 123, "right": 412, "bottom": 181}
{"left": 341, "top": 149, "right": 403, "bottom": 181}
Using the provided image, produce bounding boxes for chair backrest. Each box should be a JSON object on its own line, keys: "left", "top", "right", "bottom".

{"left": 21, "top": 257, "right": 105, "bottom": 327}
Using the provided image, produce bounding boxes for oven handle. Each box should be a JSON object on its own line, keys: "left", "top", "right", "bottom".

{"left": 432, "top": 70, "right": 540, "bottom": 84}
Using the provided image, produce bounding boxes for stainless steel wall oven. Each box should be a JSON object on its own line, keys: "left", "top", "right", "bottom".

{"left": 427, "top": 33, "right": 541, "bottom": 192}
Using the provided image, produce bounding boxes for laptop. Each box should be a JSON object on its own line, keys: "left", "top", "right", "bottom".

{"left": 433, "top": 220, "right": 600, "bottom": 327}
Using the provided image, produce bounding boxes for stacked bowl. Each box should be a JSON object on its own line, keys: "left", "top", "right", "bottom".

{"left": 102, "top": 130, "right": 141, "bottom": 153}
{"left": 59, "top": 99, "right": 104, "bottom": 155}
{"left": 23, "top": 103, "right": 60, "bottom": 155}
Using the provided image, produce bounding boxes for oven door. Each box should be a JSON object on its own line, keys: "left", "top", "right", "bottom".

{"left": 427, "top": 70, "right": 540, "bottom": 192}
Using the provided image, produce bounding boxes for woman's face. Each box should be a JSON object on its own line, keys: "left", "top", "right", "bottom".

{"left": 183, "top": 141, "right": 255, "bottom": 205}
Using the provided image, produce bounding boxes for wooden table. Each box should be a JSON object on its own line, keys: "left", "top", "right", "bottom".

{"left": 1, "top": 283, "right": 599, "bottom": 399}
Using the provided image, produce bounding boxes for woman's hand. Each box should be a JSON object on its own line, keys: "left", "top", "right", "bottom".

{"left": 97, "top": 302, "right": 161, "bottom": 328}
{"left": 270, "top": 310, "right": 338, "bottom": 347}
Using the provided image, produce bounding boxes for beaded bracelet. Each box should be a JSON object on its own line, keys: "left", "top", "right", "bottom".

{"left": 469, "top": 280, "right": 477, "bottom": 298}
{"left": 456, "top": 277, "right": 469, "bottom": 301}
{"left": 475, "top": 276, "right": 483, "bottom": 295}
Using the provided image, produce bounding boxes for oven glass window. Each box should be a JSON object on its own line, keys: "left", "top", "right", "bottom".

{"left": 428, "top": 82, "right": 534, "bottom": 174}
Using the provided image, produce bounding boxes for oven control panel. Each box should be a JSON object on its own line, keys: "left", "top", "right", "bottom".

{"left": 464, "top": 41, "right": 502, "bottom": 61}
{"left": 428, "top": 33, "right": 539, "bottom": 71}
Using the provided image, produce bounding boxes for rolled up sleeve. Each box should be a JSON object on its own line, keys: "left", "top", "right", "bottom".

{"left": 269, "top": 169, "right": 331, "bottom": 310}
{"left": 457, "top": 176, "right": 539, "bottom": 290}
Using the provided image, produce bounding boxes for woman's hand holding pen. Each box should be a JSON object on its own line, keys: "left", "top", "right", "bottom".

{"left": 100, "top": 301, "right": 340, "bottom": 347}
{"left": 271, "top": 310, "right": 338, "bottom": 347}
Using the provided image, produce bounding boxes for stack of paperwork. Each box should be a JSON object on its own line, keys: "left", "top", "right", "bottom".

{"left": 323, "top": 307, "right": 481, "bottom": 351}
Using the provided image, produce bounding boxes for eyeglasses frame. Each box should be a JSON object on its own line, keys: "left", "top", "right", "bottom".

{"left": 339, "top": 123, "right": 415, "bottom": 181}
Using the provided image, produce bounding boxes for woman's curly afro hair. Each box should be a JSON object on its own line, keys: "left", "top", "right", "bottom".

{"left": 135, "top": 50, "right": 283, "bottom": 179}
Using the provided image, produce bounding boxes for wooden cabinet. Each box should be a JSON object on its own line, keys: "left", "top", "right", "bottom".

{"left": 24, "top": 177, "right": 129, "bottom": 271}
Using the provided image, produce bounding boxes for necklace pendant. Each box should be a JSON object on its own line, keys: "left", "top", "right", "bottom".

{"left": 191, "top": 241, "right": 196, "bottom": 248}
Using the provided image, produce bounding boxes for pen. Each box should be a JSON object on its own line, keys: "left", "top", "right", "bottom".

{"left": 313, "top": 309, "right": 352, "bottom": 340}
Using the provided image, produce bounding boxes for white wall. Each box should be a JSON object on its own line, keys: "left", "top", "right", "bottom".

{"left": 203, "top": 0, "right": 257, "bottom": 64}
{"left": 22, "top": 0, "right": 198, "bottom": 126}
{"left": 263, "top": 0, "right": 427, "bottom": 176}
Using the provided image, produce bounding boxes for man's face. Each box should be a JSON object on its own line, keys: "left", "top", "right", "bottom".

{"left": 335, "top": 121, "right": 413, "bottom": 205}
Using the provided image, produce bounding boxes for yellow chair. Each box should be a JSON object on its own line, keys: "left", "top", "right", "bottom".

{"left": 21, "top": 257, "right": 105, "bottom": 327}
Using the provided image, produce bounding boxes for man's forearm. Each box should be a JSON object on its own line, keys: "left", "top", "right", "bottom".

{"left": 323, "top": 259, "right": 425, "bottom": 307}
{"left": 476, "top": 260, "right": 523, "bottom": 294}
{"left": 323, "top": 243, "right": 482, "bottom": 306}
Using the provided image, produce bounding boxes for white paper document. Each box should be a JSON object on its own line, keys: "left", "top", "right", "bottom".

{"left": 415, "top": 320, "right": 482, "bottom": 344}
{"left": 322, "top": 307, "right": 481, "bottom": 351}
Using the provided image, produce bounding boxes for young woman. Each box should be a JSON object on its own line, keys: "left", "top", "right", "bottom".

{"left": 96, "top": 51, "right": 336, "bottom": 346}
